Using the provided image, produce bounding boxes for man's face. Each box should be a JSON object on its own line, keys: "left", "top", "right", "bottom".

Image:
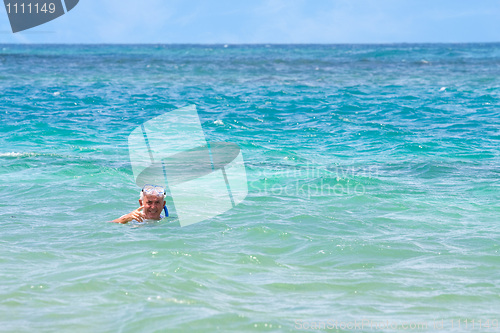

{"left": 139, "top": 194, "right": 165, "bottom": 220}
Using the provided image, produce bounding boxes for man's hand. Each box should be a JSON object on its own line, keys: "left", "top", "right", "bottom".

{"left": 111, "top": 206, "right": 144, "bottom": 224}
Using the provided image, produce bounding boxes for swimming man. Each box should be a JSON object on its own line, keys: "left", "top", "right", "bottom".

{"left": 111, "top": 185, "right": 167, "bottom": 223}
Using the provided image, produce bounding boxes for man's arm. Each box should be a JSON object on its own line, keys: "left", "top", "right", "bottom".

{"left": 110, "top": 206, "right": 144, "bottom": 224}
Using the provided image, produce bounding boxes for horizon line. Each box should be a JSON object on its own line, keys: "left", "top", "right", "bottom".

{"left": 1, "top": 41, "right": 499, "bottom": 46}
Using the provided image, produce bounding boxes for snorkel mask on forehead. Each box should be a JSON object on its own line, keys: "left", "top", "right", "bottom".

{"left": 141, "top": 184, "right": 169, "bottom": 217}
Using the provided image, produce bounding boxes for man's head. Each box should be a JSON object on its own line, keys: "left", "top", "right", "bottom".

{"left": 139, "top": 185, "right": 166, "bottom": 220}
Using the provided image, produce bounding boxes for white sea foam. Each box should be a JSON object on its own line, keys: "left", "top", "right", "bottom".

{"left": 0, "top": 152, "right": 37, "bottom": 157}
{"left": 0, "top": 152, "right": 24, "bottom": 157}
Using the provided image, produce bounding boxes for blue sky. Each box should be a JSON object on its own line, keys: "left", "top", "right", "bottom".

{"left": 1, "top": 0, "right": 499, "bottom": 44}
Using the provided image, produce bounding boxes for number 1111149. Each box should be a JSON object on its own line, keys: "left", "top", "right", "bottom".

{"left": 5, "top": 2, "right": 57, "bottom": 14}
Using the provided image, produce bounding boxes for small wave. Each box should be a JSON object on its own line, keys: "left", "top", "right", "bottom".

{"left": 0, "top": 152, "right": 66, "bottom": 158}
{"left": 0, "top": 152, "right": 37, "bottom": 157}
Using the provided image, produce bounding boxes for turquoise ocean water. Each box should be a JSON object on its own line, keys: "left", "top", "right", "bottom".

{"left": 0, "top": 44, "right": 499, "bottom": 332}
